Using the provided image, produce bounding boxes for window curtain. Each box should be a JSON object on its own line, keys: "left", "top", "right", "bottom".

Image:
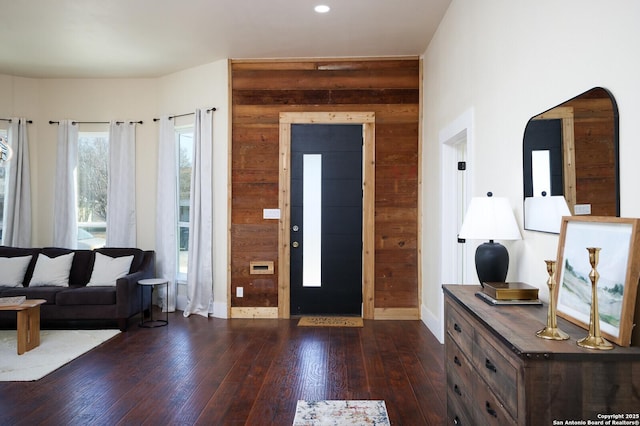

{"left": 1, "top": 118, "right": 32, "bottom": 247}
{"left": 53, "top": 120, "right": 78, "bottom": 248}
{"left": 106, "top": 121, "right": 137, "bottom": 246}
{"left": 183, "top": 108, "right": 213, "bottom": 318}
{"left": 155, "top": 115, "right": 178, "bottom": 312}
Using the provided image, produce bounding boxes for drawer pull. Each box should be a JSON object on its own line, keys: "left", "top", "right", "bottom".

{"left": 485, "top": 358, "right": 497, "bottom": 373}
{"left": 454, "top": 356, "right": 462, "bottom": 366}
{"left": 453, "top": 416, "right": 461, "bottom": 425}
{"left": 454, "top": 384, "right": 462, "bottom": 396}
{"left": 454, "top": 323, "right": 462, "bottom": 333}
{"left": 485, "top": 401, "right": 498, "bottom": 418}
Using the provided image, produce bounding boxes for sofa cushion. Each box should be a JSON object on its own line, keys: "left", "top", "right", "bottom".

{"left": 94, "top": 248, "right": 144, "bottom": 273}
{"left": 0, "top": 286, "right": 66, "bottom": 304}
{"left": 42, "top": 248, "right": 94, "bottom": 286}
{"left": 87, "top": 252, "right": 134, "bottom": 286}
{"left": 0, "top": 246, "right": 40, "bottom": 285}
{"left": 56, "top": 286, "right": 117, "bottom": 306}
{"left": 29, "top": 252, "right": 75, "bottom": 287}
{"left": 0, "top": 255, "right": 32, "bottom": 287}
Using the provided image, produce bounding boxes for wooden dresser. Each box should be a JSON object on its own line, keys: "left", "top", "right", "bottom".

{"left": 443, "top": 285, "right": 640, "bottom": 425}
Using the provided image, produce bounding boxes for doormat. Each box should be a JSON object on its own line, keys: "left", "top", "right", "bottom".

{"left": 298, "top": 316, "right": 363, "bottom": 327}
{"left": 293, "top": 400, "right": 390, "bottom": 425}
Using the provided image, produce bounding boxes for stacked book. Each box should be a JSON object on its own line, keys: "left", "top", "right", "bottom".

{"left": 476, "top": 282, "right": 542, "bottom": 305}
{"left": 0, "top": 295, "right": 27, "bottom": 306}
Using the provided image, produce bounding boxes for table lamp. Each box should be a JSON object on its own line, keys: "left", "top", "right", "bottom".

{"left": 458, "top": 192, "right": 522, "bottom": 286}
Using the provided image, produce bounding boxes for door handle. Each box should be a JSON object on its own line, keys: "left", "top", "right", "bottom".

{"left": 292, "top": 241, "right": 300, "bottom": 248}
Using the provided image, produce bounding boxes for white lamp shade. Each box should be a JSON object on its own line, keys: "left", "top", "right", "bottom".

{"left": 459, "top": 196, "right": 522, "bottom": 241}
{"left": 524, "top": 195, "right": 571, "bottom": 233}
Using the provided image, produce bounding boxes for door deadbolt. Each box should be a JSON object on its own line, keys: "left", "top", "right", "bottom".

{"left": 292, "top": 241, "right": 300, "bottom": 248}
{"left": 292, "top": 225, "right": 299, "bottom": 232}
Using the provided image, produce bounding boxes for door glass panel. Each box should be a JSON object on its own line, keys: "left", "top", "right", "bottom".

{"left": 303, "top": 154, "right": 322, "bottom": 287}
{"left": 532, "top": 150, "right": 551, "bottom": 196}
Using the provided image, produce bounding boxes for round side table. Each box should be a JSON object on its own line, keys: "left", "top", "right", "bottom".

{"left": 138, "top": 278, "right": 169, "bottom": 328}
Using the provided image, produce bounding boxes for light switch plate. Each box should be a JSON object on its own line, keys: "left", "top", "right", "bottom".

{"left": 574, "top": 204, "right": 592, "bottom": 215}
{"left": 236, "top": 287, "right": 243, "bottom": 298}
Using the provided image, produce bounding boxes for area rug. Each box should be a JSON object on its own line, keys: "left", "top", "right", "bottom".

{"left": 0, "top": 329, "right": 120, "bottom": 381}
{"left": 293, "top": 400, "right": 390, "bottom": 425}
{"left": 298, "top": 317, "right": 364, "bottom": 327}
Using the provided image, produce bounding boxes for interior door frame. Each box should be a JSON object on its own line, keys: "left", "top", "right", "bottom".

{"left": 278, "top": 112, "right": 375, "bottom": 319}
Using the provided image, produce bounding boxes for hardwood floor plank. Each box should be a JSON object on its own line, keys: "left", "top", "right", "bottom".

{"left": 0, "top": 312, "right": 444, "bottom": 425}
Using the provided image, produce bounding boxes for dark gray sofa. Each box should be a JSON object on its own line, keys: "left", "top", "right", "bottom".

{"left": 0, "top": 246, "right": 155, "bottom": 330}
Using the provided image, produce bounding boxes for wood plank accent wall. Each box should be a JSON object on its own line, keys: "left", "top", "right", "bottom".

{"left": 230, "top": 59, "right": 421, "bottom": 318}
{"left": 565, "top": 88, "right": 618, "bottom": 216}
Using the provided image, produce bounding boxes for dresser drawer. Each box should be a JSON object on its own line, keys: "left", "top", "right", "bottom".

{"left": 473, "top": 375, "right": 517, "bottom": 426}
{"left": 445, "top": 300, "right": 474, "bottom": 356}
{"left": 447, "top": 383, "right": 474, "bottom": 426}
{"left": 445, "top": 335, "right": 474, "bottom": 395}
{"left": 473, "top": 331, "right": 518, "bottom": 419}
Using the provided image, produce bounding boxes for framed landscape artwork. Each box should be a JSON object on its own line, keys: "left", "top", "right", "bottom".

{"left": 554, "top": 216, "right": 640, "bottom": 346}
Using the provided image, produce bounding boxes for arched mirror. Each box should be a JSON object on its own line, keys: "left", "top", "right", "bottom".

{"left": 523, "top": 87, "right": 619, "bottom": 233}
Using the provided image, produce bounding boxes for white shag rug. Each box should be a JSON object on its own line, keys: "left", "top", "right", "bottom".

{"left": 0, "top": 329, "right": 120, "bottom": 381}
{"left": 293, "top": 400, "right": 390, "bottom": 425}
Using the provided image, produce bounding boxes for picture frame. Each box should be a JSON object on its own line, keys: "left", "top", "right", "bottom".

{"left": 554, "top": 216, "right": 640, "bottom": 346}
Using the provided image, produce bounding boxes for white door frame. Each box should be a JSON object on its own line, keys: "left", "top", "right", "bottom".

{"left": 437, "top": 108, "right": 474, "bottom": 342}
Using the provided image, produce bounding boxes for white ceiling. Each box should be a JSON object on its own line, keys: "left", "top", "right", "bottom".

{"left": 0, "top": 0, "right": 451, "bottom": 79}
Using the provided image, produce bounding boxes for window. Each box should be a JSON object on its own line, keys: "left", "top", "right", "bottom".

{"left": 77, "top": 132, "right": 108, "bottom": 249}
{"left": 176, "top": 127, "right": 194, "bottom": 279}
{"left": 0, "top": 129, "right": 7, "bottom": 241}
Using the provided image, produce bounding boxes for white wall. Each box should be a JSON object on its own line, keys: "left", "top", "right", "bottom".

{"left": 0, "top": 59, "right": 230, "bottom": 317}
{"left": 35, "top": 77, "right": 159, "bottom": 249}
{"left": 422, "top": 0, "right": 640, "bottom": 340}
{"left": 158, "top": 60, "right": 230, "bottom": 317}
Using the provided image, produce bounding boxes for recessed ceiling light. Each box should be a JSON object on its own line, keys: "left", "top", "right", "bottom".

{"left": 314, "top": 5, "right": 330, "bottom": 13}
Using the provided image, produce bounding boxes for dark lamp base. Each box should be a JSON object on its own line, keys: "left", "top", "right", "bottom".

{"left": 475, "top": 241, "right": 509, "bottom": 286}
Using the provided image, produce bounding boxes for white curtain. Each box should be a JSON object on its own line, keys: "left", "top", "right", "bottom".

{"left": 183, "top": 109, "right": 213, "bottom": 318}
{"left": 155, "top": 116, "right": 178, "bottom": 312}
{"left": 2, "top": 118, "right": 32, "bottom": 247}
{"left": 106, "top": 121, "right": 137, "bottom": 246}
{"left": 53, "top": 120, "right": 78, "bottom": 248}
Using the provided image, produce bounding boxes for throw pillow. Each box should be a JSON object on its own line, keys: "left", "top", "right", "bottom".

{"left": 29, "top": 252, "right": 75, "bottom": 287}
{"left": 87, "top": 252, "right": 134, "bottom": 287}
{"left": 0, "top": 255, "right": 33, "bottom": 287}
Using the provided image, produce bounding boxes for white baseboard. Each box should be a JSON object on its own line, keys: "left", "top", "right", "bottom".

{"left": 421, "top": 303, "right": 444, "bottom": 344}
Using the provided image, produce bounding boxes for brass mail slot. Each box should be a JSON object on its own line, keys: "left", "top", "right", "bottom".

{"left": 250, "top": 261, "right": 274, "bottom": 275}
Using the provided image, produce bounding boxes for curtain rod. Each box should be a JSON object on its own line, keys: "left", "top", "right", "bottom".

{"left": 0, "top": 118, "right": 33, "bottom": 124}
{"left": 152, "top": 107, "right": 216, "bottom": 122}
{"left": 48, "top": 120, "right": 143, "bottom": 125}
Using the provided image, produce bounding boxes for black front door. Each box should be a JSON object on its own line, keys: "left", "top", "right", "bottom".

{"left": 523, "top": 119, "right": 564, "bottom": 197}
{"left": 290, "top": 124, "right": 363, "bottom": 315}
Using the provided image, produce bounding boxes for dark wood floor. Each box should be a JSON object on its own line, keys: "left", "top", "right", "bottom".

{"left": 0, "top": 312, "right": 445, "bottom": 425}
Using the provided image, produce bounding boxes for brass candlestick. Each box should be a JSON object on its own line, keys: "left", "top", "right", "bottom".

{"left": 577, "top": 247, "right": 614, "bottom": 350}
{"left": 536, "top": 260, "right": 569, "bottom": 340}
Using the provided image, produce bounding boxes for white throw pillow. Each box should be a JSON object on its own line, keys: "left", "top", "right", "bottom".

{"left": 29, "top": 252, "right": 75, "bottom": 287}
{"left": 0, "top": 255, "right": 33, "bottom": 287}
{"left": 87, "top": 252, "right": 134, "bottom": 287}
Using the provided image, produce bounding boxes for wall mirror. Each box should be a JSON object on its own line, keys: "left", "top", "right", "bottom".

{"left": 523, "top": 87, "right": 619, "bottom": 233}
